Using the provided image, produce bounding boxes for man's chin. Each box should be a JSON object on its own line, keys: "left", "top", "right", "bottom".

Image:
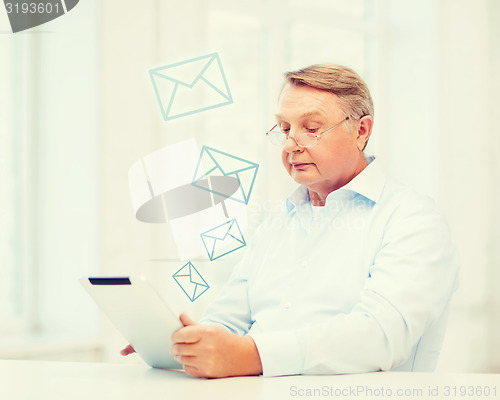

{"left": 290, "top": 171, "right": 313, "bottom": 185}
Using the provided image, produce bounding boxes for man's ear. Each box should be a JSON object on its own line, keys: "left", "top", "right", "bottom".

{"left": 356, "top": 115, "right": 374, "bottom": 151}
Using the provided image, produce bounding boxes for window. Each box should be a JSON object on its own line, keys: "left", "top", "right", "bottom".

{"left": 0, "top": 34, "right": 34, "bottom": 337}
{"left": 0, "top": 2, "right": 100, "bottom": 354}
{"left": 0, "top": 36, "right": 19, "bottom": 331}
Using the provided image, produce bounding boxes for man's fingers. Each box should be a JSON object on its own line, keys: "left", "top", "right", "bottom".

{"left": 171, "top": 342, "right": 204, "bottom": 358}
{"left": 175, "top": 354, "right": 197, "bottom": 367}
{"left": 120, "top": 344, "right": 136, "bottom": 356}
{"left": 172, "top": 324, "right": 203, "bottom": 344}
{"left": 171, "top": 313, "right": 200, "bottom": 344}
{"left": 179, "top": 312, "right": 197, "bottom": 327}
{"left": 183, "top": 364, "right": 202, "bottom": 378}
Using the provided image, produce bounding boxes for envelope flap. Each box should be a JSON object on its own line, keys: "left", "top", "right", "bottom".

{"left": 152, "top": 54, "right": 214, "bottom": 87}
{"left": 203, "top": 220, "right": 234, "bottom": 240}
{"left": 189, "top": 265, "right": 209, "bottom": 286}
{"left": 204, "top": 147, "right": 258, "bottom": 175}
{"left": 193, "top": 148, "right": 219, "bottom": 182}
{"left": 233, "top": 167, "right": 259, "bottom": 204}
{"left": 173, "top": 264, "right": 190, "bottom": 277}
{"left": 201, "top": 54, "right": 232, "bottom": 100}
{"left": 227, "top": 221, "right": 245, "bottom": 244}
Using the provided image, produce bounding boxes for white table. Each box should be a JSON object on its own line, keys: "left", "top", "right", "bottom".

{"left": 0, "top": 359, "right": 498, "bottom": 400}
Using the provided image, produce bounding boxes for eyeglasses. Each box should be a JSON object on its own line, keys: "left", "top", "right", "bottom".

{"left": 266, "top": 117, "right": 349, "bottom": 148}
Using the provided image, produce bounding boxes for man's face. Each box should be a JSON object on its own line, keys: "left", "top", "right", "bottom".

{"left": 277, "top": 83, "right": 369, "bottom": 199}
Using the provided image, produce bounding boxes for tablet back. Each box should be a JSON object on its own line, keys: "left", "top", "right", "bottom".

{"left": 79, "top": 276, "right": 183, "bottom": 369}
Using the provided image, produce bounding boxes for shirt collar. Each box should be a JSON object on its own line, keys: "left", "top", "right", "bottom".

{"left": 339, "top": 156, "right": 386, "bottom": 203}
{"left": 286, "top": 185, "right": 309, "bottom": 213}
{"left": 286, "top": 156, "right": 386, "bottom": 213}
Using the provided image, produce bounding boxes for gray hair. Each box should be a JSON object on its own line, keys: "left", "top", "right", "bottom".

{"left": 284, "top": 64, "right": 374, "bottom": 129}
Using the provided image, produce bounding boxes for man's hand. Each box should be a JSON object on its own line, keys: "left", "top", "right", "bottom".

{"left": 170, "top": 312, "right": 263, "bottom": 378}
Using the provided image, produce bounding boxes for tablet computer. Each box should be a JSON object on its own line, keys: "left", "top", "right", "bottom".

{"left": 79, "top": 276, "right": 183, "bottom": 369}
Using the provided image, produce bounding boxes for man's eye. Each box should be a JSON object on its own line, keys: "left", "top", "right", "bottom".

{"left": 306, "top": 128, "right": 318, "bottom": 133}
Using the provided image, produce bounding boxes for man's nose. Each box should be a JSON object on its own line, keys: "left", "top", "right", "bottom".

{"left": 283, "top": 135, "right": 302, "bottom": 153}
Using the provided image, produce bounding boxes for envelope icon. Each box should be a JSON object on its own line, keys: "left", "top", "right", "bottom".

{"left": 192, "top": 146, "right": 259, "bottom": 204}
{"left": 201, "top": 219, "right": 246, "bottom": 261}
{"left": 149, "top": 53, "right": 233, "bottom": 121}
{"left": 172, "top": 262, "right": 210, "bottom": 302}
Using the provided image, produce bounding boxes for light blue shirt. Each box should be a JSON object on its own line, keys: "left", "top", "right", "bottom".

{"left": 201, "top": 157, "right": 459, "bottom": 376}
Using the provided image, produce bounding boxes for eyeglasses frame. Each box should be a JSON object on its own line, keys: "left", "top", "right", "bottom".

{"left": 266, "top": 116, "right": 350, "bottom": 148}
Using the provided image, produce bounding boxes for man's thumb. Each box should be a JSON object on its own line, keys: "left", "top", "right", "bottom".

{"left": 179, "top": 312, "right": 197, "bottom": 327}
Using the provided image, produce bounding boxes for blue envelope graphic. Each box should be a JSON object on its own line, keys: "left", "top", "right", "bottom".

{"left": 149, "top": 53, "right": 233, "bottom": 121}
{"left": 201, "top": 219, "right": 246, "bottom": 261}
{"left": 172, "top": 262, "right": 209, "bottom": 302}
{"left": 192, "top": 146, "right": 259, "bottom": 204}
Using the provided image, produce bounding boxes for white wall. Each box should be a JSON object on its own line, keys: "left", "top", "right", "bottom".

{"left": 434, "top": 0, "right": 500, "bottom": 373}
